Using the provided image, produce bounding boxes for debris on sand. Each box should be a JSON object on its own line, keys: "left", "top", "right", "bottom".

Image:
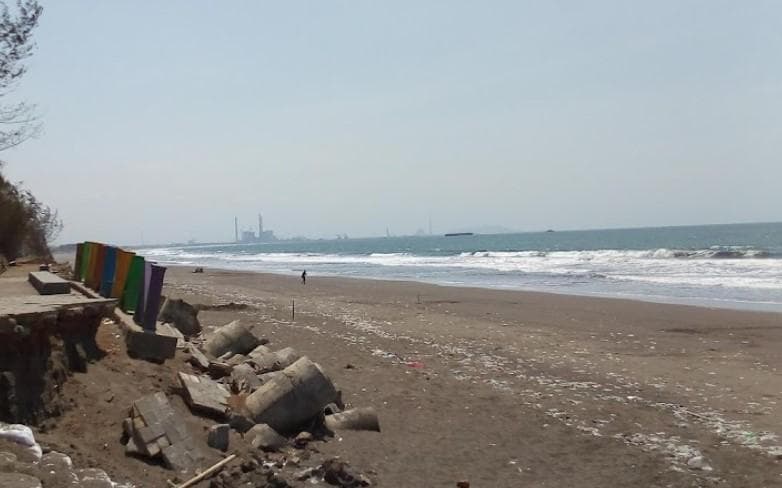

{"left": 207, "top": 424, "right": 230, "bottom": 452}
{"left": 159, "top": 297, "right": 202, "bottom": 336}
{"left": 204, "top": 320, "right": 264, "bottom": 358}
{"left": 178, "top": 372, "right": 231, "bottom": 419}
{"left": 245, "top": 357, "right": 339, "bottom": 433}
{"left": 324, "top": 408, "right": 380, "bottom": 432}
{"left": 246, "top": 424, "right": 288, "bottom": 452}
{"left": 296, "top": 458, "right": 372, "bottom": 487}
{"left": 122, "top": 392, "right": 206, "bottom": 474}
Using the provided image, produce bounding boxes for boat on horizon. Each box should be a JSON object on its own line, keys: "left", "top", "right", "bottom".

{"left": 444, "top": 232, "right": 474, "bottom": 237}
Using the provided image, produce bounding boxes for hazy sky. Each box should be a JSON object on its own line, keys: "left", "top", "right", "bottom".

{"left": 3, "top": 1, "right": 781, "bottom": 244}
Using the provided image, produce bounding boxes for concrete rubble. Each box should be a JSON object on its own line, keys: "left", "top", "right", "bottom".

{"left": 204, "top": 320, "right": 263, "bottom": 358}
{"left": 324, "top": 408, "right": 381, "bottom": 432}
{"left": 246, "top": 424, "right": 288, "bottom": 452}
{"left": 0, "top": 266, "right": 380, "bottom": 488}
{"left": 245, "top": 357, "right": 339, "bottom": 433}
{"left": 207, "top": 424, "right": 230, "bottom": 452}
{"left": 158, "top": 297, "right": 202, "bottom": 336}
{"left": 122, "top": 391, "right": 205, "bottom": 473}
{"left": 179, "top": 372, "right": 231, "bottom": 418}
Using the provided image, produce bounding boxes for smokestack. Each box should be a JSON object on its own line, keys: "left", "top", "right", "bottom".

{"left": 235, "top": 217, "right": 239, "bottom": 242}
{"left": 258, "top": 213, "right": 263, "bottom": 236}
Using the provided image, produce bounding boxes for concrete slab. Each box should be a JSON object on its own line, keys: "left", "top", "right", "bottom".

{"left": 0, "top": 295, "right": 115, "bottom": 321}
{"left": 187, "top": 345, "right": 210, "bottom": 370}
{"left": 28, "top": 271, "right": 70, "bottom": 295}
{"left": 0, "top": 276, "right": 36, "bottom": 297}
{"left": 127, "top": 392, "right": 204, "bottom": 473}
{"left": 113, "top": 309, "right": 177, "bottom": 362}
{"left": 178, "top": 372, "right": 230, "bottom": 418}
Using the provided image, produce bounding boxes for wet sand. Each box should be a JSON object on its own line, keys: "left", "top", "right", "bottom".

{"left": 155, "top": 266, "right": 782, "bottom": 487}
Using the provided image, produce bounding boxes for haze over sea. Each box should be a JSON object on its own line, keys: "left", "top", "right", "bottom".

{"left": 141, "top": 222, "right": 782, "bottom": 312}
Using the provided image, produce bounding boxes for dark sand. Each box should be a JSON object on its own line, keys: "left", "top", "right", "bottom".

{"left": 31, "top": 264, "right": 782, "bottom": 486}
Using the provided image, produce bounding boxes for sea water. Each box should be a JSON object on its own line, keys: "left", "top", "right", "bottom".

{"left": 140, "top": 222, "right": 782, "bottom": 312}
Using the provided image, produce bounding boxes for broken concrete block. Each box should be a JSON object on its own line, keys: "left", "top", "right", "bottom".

{"left": 245, "top": 357, "right": 339, "bottom": 433}
{"left": 274, "top": 347, "right": 300, "bottom": 368}
{"left": 162, "top": 442, "right": 203, "bottom": 474}
{"left": 258, "top": 371, "right": 284, "bottom": 383}
{"left": 226, "top": 354, "right": 248, "bottom": 367}
{"left": 158, "top": 297, "right": 201, "bottom": 336}
{"left": 247, "top": 347, "right": 300, "bottom": 374}
{"left": 125, "top": 392, "right": 204, "bottom": 473}
{"left": 125, "top": 328, "right": 177, "bottom": 362}
{"left": 247, "top": 424, "right": 288, "bottom": 452}
{"left": 207, "top": 424, "right": 230, "bottom": 452}
{"left": 208, "top": 361, "right": 233, "bottom": 379}
{"left": 248, "top": 344, "right": 272, "bottom": 357}
{"left": 187, "top": 345, "right": 210, "bottom": 370}
{"left": 157, "top": 323, "right": 186, "bottom": 349}
{"left": 178, "top": 372, "right": 230, "bottom": 418}
{"left": 204, "top": 320, "right": 262, "bottom": 358}
{"left": 124, "top": 438, "right": 140, "bottom": 455}
{"left": 324, "top": 408, "right": 381, "bottom": 432}
{"left": 230, "top": 363, "right": 263, "bottom": 393}
{"left": 228, "top": 412, "right": 255, "bottom": 433}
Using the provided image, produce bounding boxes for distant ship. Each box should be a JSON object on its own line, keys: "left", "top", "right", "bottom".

{"left": 444, "top": 232, "right": 474, "bottom": 237}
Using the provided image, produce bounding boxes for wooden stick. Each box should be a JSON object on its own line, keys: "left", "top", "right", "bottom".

{"left": 174, "top": 453, "right": 237, "bottom": 488}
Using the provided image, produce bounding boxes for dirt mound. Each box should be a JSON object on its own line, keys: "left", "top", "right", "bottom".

{"left": 0, "top": 309, "right": 109, "bottom": 425}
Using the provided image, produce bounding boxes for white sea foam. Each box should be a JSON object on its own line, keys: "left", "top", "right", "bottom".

{"left": 136, "top": 243, "right": 781, "bottom": 312}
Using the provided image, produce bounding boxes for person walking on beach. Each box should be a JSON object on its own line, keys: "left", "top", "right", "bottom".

{"left": 301, "top": 270, "right": 307, "bottom": 285}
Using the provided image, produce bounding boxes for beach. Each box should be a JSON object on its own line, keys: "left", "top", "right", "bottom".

{"left": 141, "top": 265, "right": 782, "bottom": 486}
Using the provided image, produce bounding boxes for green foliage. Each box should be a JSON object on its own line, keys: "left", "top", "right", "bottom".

{"left": 0, "top": 0, "right": 55, "bottom": 260}
{"left": 0, "top": 169, "right": 60, "bottom": 259}
{"left": 0, "top": 0, "right": 43, "bottom": 151}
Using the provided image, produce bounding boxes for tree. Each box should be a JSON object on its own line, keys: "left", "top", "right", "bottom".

{"left": 0, "top": 0, "right": 55, "bottom": 261}
{"left": 0, "top": 0, "right": 43, "bottom": 151}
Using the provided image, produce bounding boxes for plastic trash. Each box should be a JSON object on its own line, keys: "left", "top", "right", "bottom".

{"left": 0, "top": 423, "right": 43, "bottom": 460}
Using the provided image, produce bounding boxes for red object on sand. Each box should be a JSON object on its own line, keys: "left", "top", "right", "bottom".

{"left": 406, "top": 361, "right": 425, "bottom": 369}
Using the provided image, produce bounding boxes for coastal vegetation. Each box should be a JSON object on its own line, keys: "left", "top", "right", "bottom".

{"left": 0, "top": 0, "right": 60, "bottom": 260}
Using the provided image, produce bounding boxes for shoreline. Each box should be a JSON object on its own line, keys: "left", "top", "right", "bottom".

{"left": 158, "top": 261, "right": 782, "bottom": 315}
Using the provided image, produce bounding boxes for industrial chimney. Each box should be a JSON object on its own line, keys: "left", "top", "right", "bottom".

{"left": 258, "top": 213, "right": 263, "bottom": 238}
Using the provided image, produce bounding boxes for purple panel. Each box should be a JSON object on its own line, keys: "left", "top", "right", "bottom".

{"left": 142, "top": 264, "right": 166, "bottom": 332}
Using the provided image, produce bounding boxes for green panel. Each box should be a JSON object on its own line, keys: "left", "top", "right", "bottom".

{"left": 79, "top": 242, "right": 91, "bottom": 281}
{"left": 122, "top": 255, "right": 145, "bottom": 312}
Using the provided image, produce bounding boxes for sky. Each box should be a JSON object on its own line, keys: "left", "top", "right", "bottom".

{"left": 2, "top": 1, "right": 781, "bottom": 244}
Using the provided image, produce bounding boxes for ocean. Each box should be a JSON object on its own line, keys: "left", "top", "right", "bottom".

{"left": 140, "top": 222, "right": 782, "bottom": 312}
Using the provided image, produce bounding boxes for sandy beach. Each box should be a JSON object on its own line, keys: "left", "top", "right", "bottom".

{"left": 23, "top": 256, "right": 782, "bottom": 486}
{"left": 146, "top": 266, "right": 782, "bottom": 486}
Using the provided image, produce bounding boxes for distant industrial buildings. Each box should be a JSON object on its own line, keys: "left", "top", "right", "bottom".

{"left": 234, "top": 213, "right": 276, "bottom": 243}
